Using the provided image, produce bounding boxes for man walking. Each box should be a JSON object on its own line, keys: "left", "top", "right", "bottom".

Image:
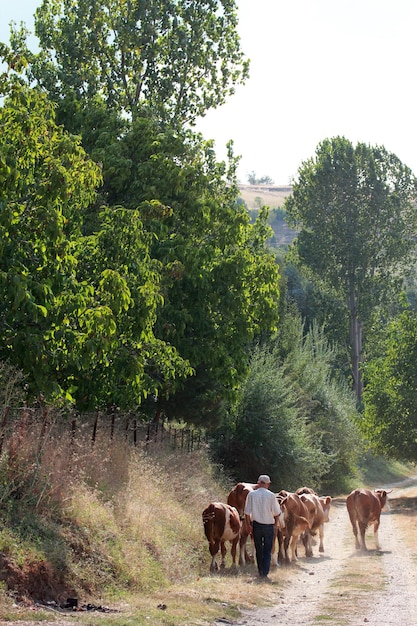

{"left": 244, "top": 474, "right": 281, "bottom": 579}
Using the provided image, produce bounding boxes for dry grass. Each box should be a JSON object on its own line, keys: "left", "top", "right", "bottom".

{"left": 1, "top": 427, "right": 265, "bottom": 624}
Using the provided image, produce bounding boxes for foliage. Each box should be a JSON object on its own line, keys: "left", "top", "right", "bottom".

{"left": 274, "top": 315, "right": 362, "bottom": 490}
{"left": 54, "top": 205, "right": 193, "bottom": 411}
{"left": 30, "top": 0, "right": 249, "bottom": 126}
{"left": 286, "top": 136, "right": 417, "bottom": 401}
{"left": 0, "top": 74, "right": 195, "bottom": 409}
{"left": 247, "top": 171, "right": 274, "bottom": 185}
{"left": 362, "top": 308, "right": 417, "bottom": 461}
{"left": 210, "top": 316, "right": 361, "bottom": 492}
{"left": 80, "top": 111, "right": 281, "bottom": 420}
{"left": 0, "top": 79, "right": 102, "bottom": 402}
{"left": 0, "top": 35, "right": 281, "bottom": 418}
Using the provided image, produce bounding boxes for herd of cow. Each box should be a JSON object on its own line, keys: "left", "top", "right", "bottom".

{"left": 202, "top": 482, "right": 390, "bottom": 573}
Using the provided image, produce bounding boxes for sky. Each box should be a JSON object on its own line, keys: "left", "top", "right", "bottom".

{"left": 2, "top": 0, "right": 417, "bottom": 185}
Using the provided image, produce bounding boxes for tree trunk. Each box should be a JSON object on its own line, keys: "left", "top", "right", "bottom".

{"left": 349, "top": 288, "right": 363, "bottom": 404}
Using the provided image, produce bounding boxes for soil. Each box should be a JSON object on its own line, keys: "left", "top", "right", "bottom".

{"left": 214, "top": 479, "right": 417, "bottom": 626}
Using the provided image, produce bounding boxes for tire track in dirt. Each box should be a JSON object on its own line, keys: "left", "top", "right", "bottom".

{"left": 359, "top": 507, "right": 417, "bottom": 625}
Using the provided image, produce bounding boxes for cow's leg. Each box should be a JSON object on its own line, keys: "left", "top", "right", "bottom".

{"left": 209, "top": 541, "right": 220, "bottom": 572}
{"left": 239, "top": 528, "right": 254, "bottom": 565}
{"left": 271, "top": 525, "right": 279, "bottom": 567}
{"left": 239, "top": 532, "right": 247, "bottom": 566}
{"left": 246, "top": 531, "right": 255, "bottom": 563}
{"left": 373, "top": 521, "right": 381, "bottom": 550}
{"left": 318, "top": 523, "right": 325, "bottom": 552}
{"left": 352, "top": 524, "right": 361, "bottom": 550}
{"left": 277, "top": 529, "right": 285, "bottom": 565}
{"left": 289, "top": 534, "right": 298, "bottom": 563}
{"left": 358, "top": 521, "right": 368, "bottom": 551}
{"left": 220, "top": 540, "right": 227, "bottom": 568}
{"left": 230, "top": 536, "right": 239, "bottom": 569}
{"left": 347, "top": 507, "right": 361, "bottom": 550}
{"left": 302, "top": 530, "right": 313, "bottom": 557}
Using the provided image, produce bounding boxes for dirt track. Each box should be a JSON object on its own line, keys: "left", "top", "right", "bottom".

{"left": 215, "top": 482, "right": 417, "bottom": 625}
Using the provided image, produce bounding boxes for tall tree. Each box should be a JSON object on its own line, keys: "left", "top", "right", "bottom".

{"left": 30, "top": 0, "right": 249, "bottom": 125}
{"left": 102, "top": 119, "right": 281, "bottom": 424}
{"left": 3, "top": 7, "right": 281, "bottom": 424}
{"left": 285, "top": 136, "right": 417, "bottom": 403}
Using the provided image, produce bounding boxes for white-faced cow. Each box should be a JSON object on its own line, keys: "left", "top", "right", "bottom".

{"left": 202, "top": 502, "right": 241, "bottom": 572}
{"left": 296, "top": 488, "right": 332, "bottom": 557}
{"left": 227, "top": 482, "right": 257, "bottom": 565}
{"left": 346, "top": 488, "right": 390, "bottom": 551}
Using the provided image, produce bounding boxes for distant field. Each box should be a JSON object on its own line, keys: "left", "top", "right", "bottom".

{"left": 238, "top": 184, "right": 292, "bottom": 209}
{"left": 238, "top": 185, "right": 296, "bottom": 246}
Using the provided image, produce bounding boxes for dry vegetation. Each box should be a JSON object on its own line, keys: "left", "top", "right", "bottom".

{"left": 0, "top": 423, "right": 271, "bottom": 625}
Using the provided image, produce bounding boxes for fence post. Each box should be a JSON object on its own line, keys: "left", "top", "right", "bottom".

{"left": 92, "top": 412, "right": 99, "bottom": 446}
{"left": 0, "top": 406, "right": 10, "bottom": 456}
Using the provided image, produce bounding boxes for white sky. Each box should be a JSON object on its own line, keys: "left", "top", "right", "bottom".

{"left": 2, "top": 0, "right": 417, "bottom": 185}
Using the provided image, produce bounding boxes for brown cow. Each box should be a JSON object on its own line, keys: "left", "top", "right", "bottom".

{"left": 272, "top": 490, "right": 311, "bottom": 565}
{"left": 202, "top": 502, "right": 241, "bottom": 572}
{"left": 346, "top": 488, "right": 390, "bottom": 551}
{"left": 227, "top": 482, "right": 257, "bottom": 565}
{"left": 296, "top": 489, "right": 332, "bottom": 557}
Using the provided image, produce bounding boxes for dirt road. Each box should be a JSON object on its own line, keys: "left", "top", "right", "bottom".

{"left": 215, "top": 483, "right": 417, "bottom": 626}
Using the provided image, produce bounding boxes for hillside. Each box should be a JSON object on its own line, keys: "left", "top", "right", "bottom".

{"left": 238, "top": 184, "right": 292, "bottom": 210}
{"left": 238, "top": 184, "right": 296, "bottom": 246}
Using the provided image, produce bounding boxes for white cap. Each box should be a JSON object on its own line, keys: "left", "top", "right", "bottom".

{"left": 258, "top": 474, "right": 271, "bottom": 484}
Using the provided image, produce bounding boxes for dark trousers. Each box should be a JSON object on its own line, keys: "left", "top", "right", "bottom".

{"left": 252, "top": 521, "right": 274, "bottom": 577}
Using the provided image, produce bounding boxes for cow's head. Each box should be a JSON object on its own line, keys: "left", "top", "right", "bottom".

{"left": 374, "top": 489, "right": 391, "bottom": 512}
{"left": 319, "top": 495, "right": 332, "bottom": 522}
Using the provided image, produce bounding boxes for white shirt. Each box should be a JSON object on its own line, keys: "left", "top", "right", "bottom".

{"left": 244, "top": 487, "right": 281, "bottom": 524}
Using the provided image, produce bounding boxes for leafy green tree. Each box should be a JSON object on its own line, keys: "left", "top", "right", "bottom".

{"left": 362, "top": 309, "right": 417, "bottom": 460}
{"left": 77, "top": 107, "right": 282, "bottom": 422}
{"left": 275, "top": 316, "right": 361, "bottom": 491}
{"left": 210, "top": 315, "right": 361, "bottom": 491}
{"left": 50, "top": 205, "right": 193, "bottom": 411}
{"left": 0, "top": 76, "right": 101, "bottom": 400}
{"left": 0, "top": 69, "right": 192, "bottom": 410}
{"left": 3, "top": 10, "right": 281, "bottom": 424}
{"left": 286, "top": 136, "right": 417, "bottom": 403}
{"left": 30, "top": 0, "right": 249, "bottom": 125}
{"left": 209, "top": 343, "right": 328, "bottom": 490}
{"left": 112, "top": 122, "right": 281, "bottom": 424}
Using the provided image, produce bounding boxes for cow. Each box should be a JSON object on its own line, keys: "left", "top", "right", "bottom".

{"left": 346, "top": 488, "right": 390, "bottom": 551}
{"left": 202, "top": 502, "right": 241, "bottom": 572}
{"left": 227, "top": 482, "right": 257, "bottom": 565}
{"left": 296, "top": 488, "right": 332, "bottom": 557}
{"left": 272, "top": 490, "right": 311, "bottom": 566}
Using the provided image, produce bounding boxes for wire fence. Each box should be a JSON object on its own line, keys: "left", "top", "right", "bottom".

{"left": 0, "top": 405, "right": 206, "bottom": 456}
